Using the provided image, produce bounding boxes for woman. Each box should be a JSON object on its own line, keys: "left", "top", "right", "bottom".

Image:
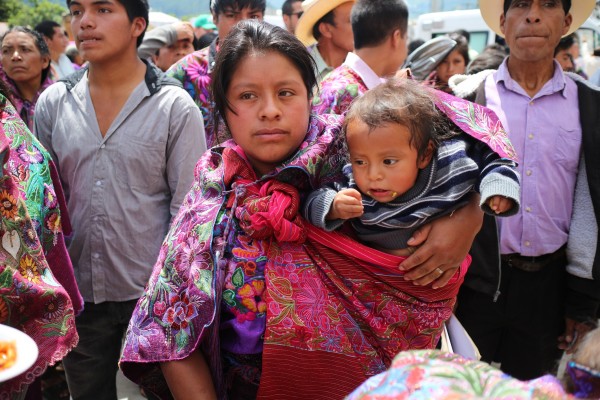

{"left": 120, "top": 21, "right": 492, "bottom": 400}
{"left": 0, "top": 27, "right": 52, "bottom": 130}
{"left": 0, "top": 79, "right": 81, "bottom": 400}
{"left": 428, "top": 33, "right": 470, "bottom": 93}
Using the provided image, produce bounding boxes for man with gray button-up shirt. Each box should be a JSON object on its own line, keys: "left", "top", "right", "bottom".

{"left": 33, "top": 0, "right": 206, "bottom": 398}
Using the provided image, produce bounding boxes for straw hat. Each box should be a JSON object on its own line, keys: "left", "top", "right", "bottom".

{"left": 480, "top": 0, "right": 596, "bottom": 38}
{"left": 295, "top": 0, "right": 355, "bottom": 46}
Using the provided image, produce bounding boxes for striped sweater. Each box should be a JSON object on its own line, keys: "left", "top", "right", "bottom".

{"left": 304, "top": 135, "right": 520, "bottom": 250}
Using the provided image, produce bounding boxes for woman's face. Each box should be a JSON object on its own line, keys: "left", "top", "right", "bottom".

{"left": 436, "top": 49, "right": 466, "bottom": 84}
{"left": 225, "top": 50, "right": 311, "bottom": 176}
{"left": 1, "top": 31, "right": 49, "bottom": 87}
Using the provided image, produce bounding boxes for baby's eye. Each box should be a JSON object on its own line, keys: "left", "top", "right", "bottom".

{"left": 353, "top": 160, "right": 366, "bottom": 166}
{"left": 383, "top": 159, "right": 397, "bottom": 165}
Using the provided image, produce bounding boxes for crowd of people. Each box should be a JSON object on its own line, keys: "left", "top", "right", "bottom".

{"left": 1, "top": 0, "right": 600, "bottom": 399}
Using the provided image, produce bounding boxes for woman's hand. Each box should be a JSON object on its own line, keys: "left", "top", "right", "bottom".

{"left": 399, "top": 194, "right": 483, "bottom": 289}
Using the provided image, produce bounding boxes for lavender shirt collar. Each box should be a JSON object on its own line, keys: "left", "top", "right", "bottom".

{"left": 494, "top": 58, "right": 569, "bottom": 100}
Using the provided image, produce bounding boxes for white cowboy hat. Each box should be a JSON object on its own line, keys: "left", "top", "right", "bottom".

{"left": 295, "top": 0, "right": 355, "bottom": 46}
{"left": 480, "top": 0, "right": 596, "bottom": 38}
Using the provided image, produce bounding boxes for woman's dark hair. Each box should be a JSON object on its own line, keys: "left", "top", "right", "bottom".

{"left": 504, "top": 0, "right": 570, "bottom": 15}
{"left": 211, "top": 20, "right": 317, "bottom": 134}
{"left": 66, "top": 0, "right": 149, "bottom": 47}
{"left": 446, "top": 32, "right": 470, "bottom": 66}
{"left": 467, "top": 46, "right": 507, "bottom": 74}
{"left": 344, "top": 78, "right": 458, "bottom": 160}
{"left": 1, "top": 27, "right": 52, "bottom": 84}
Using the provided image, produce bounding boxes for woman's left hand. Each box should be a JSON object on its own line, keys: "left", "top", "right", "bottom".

{"left": 398, "top": 194, "right": 483, "bottom": 289}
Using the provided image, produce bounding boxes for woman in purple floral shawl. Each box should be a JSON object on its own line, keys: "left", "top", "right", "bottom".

{"left": 120, "top": 21, "right": 500, "bottom": 400}
{"left": 0, "top": 81, "right": 81, "bottom": 399}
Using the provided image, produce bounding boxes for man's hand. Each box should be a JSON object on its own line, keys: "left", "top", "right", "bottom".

{"left": 327, "top": 189, "right": 364, "bottom": 221}
{"left": 558, "top": 318, "right": 597, "bottom": 354}
{"left": 399, "top": 194, "right": 483, "bottom": 289}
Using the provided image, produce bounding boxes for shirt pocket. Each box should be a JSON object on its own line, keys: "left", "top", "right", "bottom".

{"left": 554, "top": 126, "right": 581, "bottom": 173}
{"left": 115, "top": 136, "right": 166, "bottom": 191}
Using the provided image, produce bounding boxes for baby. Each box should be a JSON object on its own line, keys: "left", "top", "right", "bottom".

{"left": 305, "top": 78, "right": 520, "bottom": 252}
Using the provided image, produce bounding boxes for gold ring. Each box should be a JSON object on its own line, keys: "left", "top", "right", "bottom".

{"left": 435, "top": 267, "right": 443, "bottom": 275}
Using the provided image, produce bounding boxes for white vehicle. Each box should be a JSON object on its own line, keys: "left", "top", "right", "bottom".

{"left": 413, "top": 8, "right": 600, "bottom": 56}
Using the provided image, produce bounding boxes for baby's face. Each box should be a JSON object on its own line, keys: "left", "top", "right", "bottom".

{"left": 346, "top": 120, "right": 428, "bottom": 203}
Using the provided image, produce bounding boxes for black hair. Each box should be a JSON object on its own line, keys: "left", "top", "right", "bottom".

{"left": 446, "top": 32, "right": 470, "bottom": 66}
{"left": 351, "top": 0, "right": 408, "bottom": 50}
{"left": 344, "top": 78, "right": 458, "bottom": 160}
{"left": 467, "top": 47, "right": 506, "bottom": 74}
{"left": 452, "top": 29, "right": 470, "bottom": 43}
{"left": 282, "top": 0, "right": 302, "bottom": 15}
{"left": 210, "top": 0, "right": 266, "bottom": 15}
{"left": 503, "top": 0, "right": 570, "bottom": 15}
{"left": 312, "top": 10, "right": 335, "bottom": 41}
{"left": 1, "top": 27, "right": 51, "bottom": 84}
{"left": 34, "top": 20, "right": 62, "bottom": 40}
{"left": 66, "top": 0, "right": 149, "bottom": 47}
{"left": 554, "top": 32, "right": 577, "bottom": 56}
{"left": 408, "top": 38, "right": 425, "bottom": 55}
{"left": 211, "top": 20, "right": 317, "bottom": 139}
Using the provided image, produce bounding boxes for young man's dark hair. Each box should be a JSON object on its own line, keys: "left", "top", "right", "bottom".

{"left": 66, "top": 0, "right": 149, "bottom": 47}
{"left": 503, "top": 0, "right": 570, "bottom": 15}
{"left": 312, "top": 10, "right": 335, "bottom": 41}
{"left": 34, "top": 20, "right": 62, "bottom": 40}
{"left": 351, "top": 0, "right": 408, "bottom": 50}
{"left": 210, "top": 0, "right": 267, "bottom": 15}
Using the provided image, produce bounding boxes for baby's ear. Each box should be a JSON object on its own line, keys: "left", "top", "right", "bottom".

{"left": 418, "top": 140, "right": 435, "bottom": 169}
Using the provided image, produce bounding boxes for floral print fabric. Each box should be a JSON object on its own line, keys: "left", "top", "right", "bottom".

{"left": 0, "top": 95, "right": 79, "bottom": 398}
{"left": 346, "top": 350, "right": 570, "bottom": 400}
{"left": 311, "top": 64, "right": 368, "bottom": 116}
{"left": 166, "top": 47, "right": 229, "bottom": 147}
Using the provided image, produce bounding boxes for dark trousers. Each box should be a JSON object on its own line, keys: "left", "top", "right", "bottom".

{"left": 456, "top": 254, "right": 566, "bottom": 380}
{"left": 62, "top": 300, "right": 137, "bottom": 400}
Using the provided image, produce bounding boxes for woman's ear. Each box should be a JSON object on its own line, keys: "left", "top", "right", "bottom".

{"left": 41, "top": 55, "right": 51, "bottom": 70}
{"left": 417, "top": 140, "right": 435, "bottom": 169}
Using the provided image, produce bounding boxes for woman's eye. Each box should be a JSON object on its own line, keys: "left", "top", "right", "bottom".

{"left": 279, "top": 90, "right": 294, "bottom": 97}
{"left": 240, "top": 93, "right": 255, "bottom": 100}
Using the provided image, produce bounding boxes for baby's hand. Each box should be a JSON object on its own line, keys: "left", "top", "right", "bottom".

{"left": 488, "top": 195, "right": 514, "bottom": 214}
{"left": 327, "top": 189, "right": 364, "bottom": 220}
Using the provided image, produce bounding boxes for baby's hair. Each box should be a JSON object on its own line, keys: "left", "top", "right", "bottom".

{"left": 344, "top": 78, "right": 457, "bottom": 160}
{"left": 211, "top": 20, "right": 317, "bottom": 140}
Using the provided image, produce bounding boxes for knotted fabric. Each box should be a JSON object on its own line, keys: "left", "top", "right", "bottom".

{"left": 223, "top": 147, "right": 306, "bottom": 244}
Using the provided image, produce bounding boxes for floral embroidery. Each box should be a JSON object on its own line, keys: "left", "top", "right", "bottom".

{"left": 42, "top": 296, "right": 66, "bottom": 321}
{"left": 16, "top": 143, "right": 43, "bottom": 164}
{"left": 311, "top": 65, "right": 369, "bottom": 116}
{"left": 45, "top": 212, "right": 61, "bottom": 233}
{"left": 0, "top": 190, "right": 17, "bottom": 219}
{"left": 19, "top": 255, "right": 40, "bottom": 283}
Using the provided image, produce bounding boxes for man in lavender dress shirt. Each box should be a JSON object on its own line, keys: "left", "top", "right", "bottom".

{"left": 454, "top": 0, "right": 600, "bottom": 381}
